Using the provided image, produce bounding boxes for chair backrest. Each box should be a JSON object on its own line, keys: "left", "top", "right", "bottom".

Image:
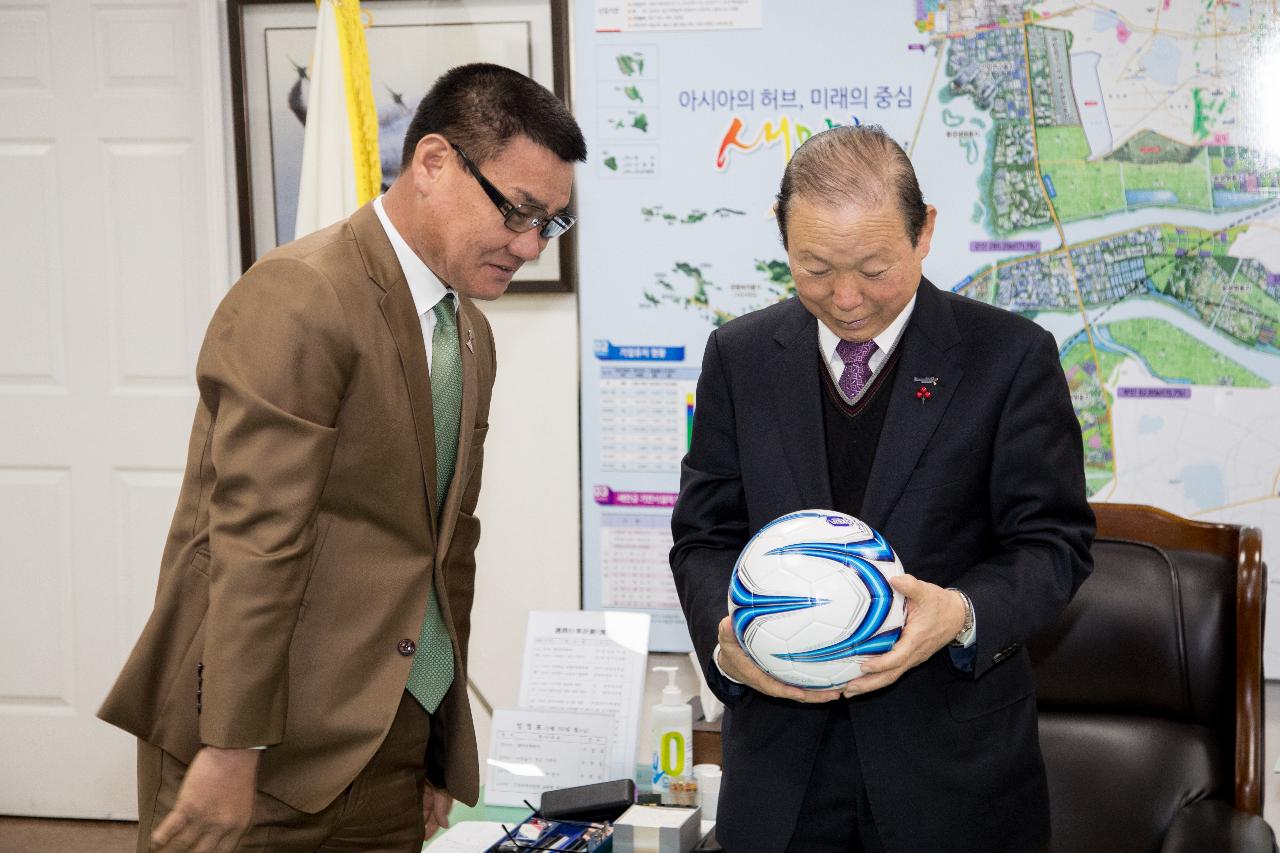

{"left": 1029, "top": 503, "right": 1265, "bottom": 853}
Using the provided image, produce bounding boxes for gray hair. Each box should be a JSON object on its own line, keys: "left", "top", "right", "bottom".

{"left": 775, "top": 124, "right": 927, "bottom": 249}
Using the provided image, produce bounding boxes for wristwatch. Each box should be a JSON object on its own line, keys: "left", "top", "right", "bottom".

{"left": 948, "top": 588, "right": 976, "bottom": 647}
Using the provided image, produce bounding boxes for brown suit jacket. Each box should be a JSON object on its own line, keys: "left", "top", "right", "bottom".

{"left": 99, "top": 203, "right": 494, "bottom": 813}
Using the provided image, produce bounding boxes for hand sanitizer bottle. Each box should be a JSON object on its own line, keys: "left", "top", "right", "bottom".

{"left": 650, "top": 666, "right": 693, "bottom": 803}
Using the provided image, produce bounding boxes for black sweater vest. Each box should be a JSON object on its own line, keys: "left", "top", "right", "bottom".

{"left": 819, "top": 341, "right": 903, "bottom": 519}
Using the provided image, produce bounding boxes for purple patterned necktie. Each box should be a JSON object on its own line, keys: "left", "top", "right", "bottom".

{"left": 835, "top": 338, "right": 879, "bottom": 399}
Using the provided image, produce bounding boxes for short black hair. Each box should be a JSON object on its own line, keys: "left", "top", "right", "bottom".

{"left": 776, "top": 124, "right": 927, "bottom": 249}
{"left": 400, "top": 63, "right": 586, "bottom": 169}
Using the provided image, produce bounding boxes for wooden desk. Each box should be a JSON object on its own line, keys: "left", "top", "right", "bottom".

{"left": 690, "top": 697, "right": 723, "bottom": 767}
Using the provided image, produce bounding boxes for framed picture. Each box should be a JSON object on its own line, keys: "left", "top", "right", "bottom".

{"left": 227, "top": 0, "right": 575, "bottom": 292}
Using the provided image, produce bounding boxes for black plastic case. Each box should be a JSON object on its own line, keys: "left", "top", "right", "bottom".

{"left": 537, "top": 778, "right": 637, "bottom": 823}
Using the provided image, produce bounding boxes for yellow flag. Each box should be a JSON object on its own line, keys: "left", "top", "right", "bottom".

{"left": 295, "top": 0, "right": 382, "bottom": 238}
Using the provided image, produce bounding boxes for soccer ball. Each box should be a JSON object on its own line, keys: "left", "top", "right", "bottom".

{"left": 728, "top": 510, "right": 906, "bottom": 689}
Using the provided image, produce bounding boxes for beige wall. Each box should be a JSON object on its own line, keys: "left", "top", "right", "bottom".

{"left": 467, "top": 296, "right": 706, "bottom": 776}
{"left": 464, "top": 293, "right": 585, "bottom": 767}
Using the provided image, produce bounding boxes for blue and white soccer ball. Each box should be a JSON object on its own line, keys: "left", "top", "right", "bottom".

{"left": 728, "top": 510, "right": 906, "bottom": 689}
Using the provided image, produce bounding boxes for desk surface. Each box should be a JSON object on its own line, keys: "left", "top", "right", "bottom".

{"left": 424, "top": 821, "right": 512, "bottom": 851}
{"left": 425, "top": 798, "right": 716, "bottom": 852}
{"left": 424, "top": 791, "right": 530, "bottom": 850}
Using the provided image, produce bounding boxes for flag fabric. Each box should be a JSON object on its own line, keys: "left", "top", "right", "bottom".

{"left": 294, "top": 0, "right": 382, "bottom": 239}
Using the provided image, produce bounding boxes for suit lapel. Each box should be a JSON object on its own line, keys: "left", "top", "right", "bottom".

{"left": 434, "top": 296, "right": 481, "bottom": 561}
{"left": 860, "top": 279, "right": 964, "bottom": 530}
{"left": 352, "top": 203, "right": 441, "bottom": 540}
{"left": 379, "top": 281, "right": 440, "bottom": 540}
{"left": 767, "top": 300, "right": 835, "bottom": 511}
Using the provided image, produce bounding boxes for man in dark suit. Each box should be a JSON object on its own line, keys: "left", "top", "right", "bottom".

{"left": 670, "top": 124, "right": 1094, "bottom": 853}
{"left": 99, "top": 64, "right": 585, "bottom": 852}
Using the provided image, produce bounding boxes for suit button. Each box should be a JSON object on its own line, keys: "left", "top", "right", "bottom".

{"left": 398, "top": 639, "right": 417, "bottom": 656}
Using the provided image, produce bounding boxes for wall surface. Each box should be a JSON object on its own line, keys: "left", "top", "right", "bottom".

{"left": 464, "top": 292, "right": 584, "bottom": 770}
{"left": 444, "top": 292, "right": 707, "bottom": 783}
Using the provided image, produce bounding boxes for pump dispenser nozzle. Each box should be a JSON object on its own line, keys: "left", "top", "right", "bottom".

{"left": 652, "top": 665, "right": 682, "bottom": 706}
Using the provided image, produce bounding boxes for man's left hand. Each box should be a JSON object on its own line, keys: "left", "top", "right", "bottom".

{"left": 841, "top": 574, "right": 966, "bottom": 697}
{"left": 423, "top": 781, "right": 453, "bottom": 839}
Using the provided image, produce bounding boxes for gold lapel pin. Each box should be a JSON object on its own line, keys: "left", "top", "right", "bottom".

{"left": 466, "top": 328, "right": 475, "bottom": 353}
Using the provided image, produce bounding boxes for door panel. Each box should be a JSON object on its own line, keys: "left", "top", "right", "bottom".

{"left": 0, "top": 0, "right": 229, "bottom": 819}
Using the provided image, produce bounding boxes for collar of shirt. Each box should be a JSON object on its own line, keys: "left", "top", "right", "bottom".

{"left": 816, "top": 292, "right": 918, "bottom": 392}
{"left": 372, "top": 195, "right": 456, "bottom": 321}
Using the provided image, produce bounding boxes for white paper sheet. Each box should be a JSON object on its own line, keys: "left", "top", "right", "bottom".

{"left": 422, "top": 820, "right": 507, "bottom": 851}
{"left": 484, "top": 708, "right": 615, "bottom": 808}
{"left": 688, "top": 650, "right": 723, "bottom": 724}
{"left": 595, "top": 0, "right": 762, "bottom": 33}
{"left": 516, "top": 610, "right": 650, "bottom": 780}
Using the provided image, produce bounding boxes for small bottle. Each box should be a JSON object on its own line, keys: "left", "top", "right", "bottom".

{"left": 650, "top": 666, "right": 693, "bottom": 803}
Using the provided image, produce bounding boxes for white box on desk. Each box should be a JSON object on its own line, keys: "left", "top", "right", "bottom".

{"left": 613, "top": 804, "right": 702, "bottom": 853}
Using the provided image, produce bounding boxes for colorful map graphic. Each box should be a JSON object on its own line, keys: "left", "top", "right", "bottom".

{"left": 578, "top": 0, "right": 1280, "bottom": 659}
{"left": 631, "top": 0, "right": 1280, "bottom": 653}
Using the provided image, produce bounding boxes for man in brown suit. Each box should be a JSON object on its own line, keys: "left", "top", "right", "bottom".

{"left": 99, "top": 64, "right": 586, "bottom": 852}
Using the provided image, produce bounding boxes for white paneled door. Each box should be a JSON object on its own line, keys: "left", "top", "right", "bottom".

{"left": 0, "top": 0, "right": 229, "bottom": 818}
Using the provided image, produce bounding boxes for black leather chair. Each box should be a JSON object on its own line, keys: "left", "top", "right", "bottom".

{"left": 1030, "top": 503, "right": 1275, "bottom": 852}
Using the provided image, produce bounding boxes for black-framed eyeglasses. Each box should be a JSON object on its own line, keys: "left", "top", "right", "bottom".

{"left": 454, "top": 145, "right": 577, "bottom": 239}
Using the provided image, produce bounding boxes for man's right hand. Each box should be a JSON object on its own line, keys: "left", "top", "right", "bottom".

{"left": 717, "top": 616, "right": 843, "bottom": 703}
{"left": 151, "top": 745, "right": 260, "bottom": 853}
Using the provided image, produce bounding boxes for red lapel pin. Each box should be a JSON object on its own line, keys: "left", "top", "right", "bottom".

{"left": 913, "top": 376, "right": 938, "bottom": 405}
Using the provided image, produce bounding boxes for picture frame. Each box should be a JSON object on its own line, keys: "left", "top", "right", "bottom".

{"left": 227, "top": 0, "right": 575, "bottom": 293}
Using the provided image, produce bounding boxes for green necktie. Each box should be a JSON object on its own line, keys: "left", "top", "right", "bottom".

{"left": 406, "top": 295, "right": 461, "bottom": 713}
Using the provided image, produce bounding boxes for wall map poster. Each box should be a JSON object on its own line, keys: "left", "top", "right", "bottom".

{"left": 575, "top": 1, "right": 1280, "bottom": 660}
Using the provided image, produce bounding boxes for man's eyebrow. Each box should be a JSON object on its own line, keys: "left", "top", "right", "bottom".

{"left": 511, "top": 185, "right": 549, "bottom": 210}
{"left": 510, "top": 186, "right": 573, "bottom": 217}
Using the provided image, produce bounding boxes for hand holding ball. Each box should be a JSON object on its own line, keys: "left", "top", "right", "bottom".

{"left": 727, "top": 510, "right": 906, "bottom": 689}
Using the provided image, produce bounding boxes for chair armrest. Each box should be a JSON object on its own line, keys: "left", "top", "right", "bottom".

{"left": 1161, "top": 800, "right": 1276, "bottom": 853}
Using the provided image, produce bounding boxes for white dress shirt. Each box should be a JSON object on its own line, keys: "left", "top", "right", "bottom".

{"left": 373, "top": 195, "right": 457, "bottom": 362}
{"left": 816, "top": 294, "right": 917, "bottom": 403}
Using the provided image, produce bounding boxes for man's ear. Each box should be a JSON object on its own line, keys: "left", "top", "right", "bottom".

{"left": 915, "top": 204, "right": 938, "bottom": 259}
{"left": 410, "top": 134, "right": 452, "bottom": 195}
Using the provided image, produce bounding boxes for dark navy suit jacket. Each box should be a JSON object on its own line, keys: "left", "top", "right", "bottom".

{"left": 670, "top": 279, "right": 1095, "bottom": 853}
